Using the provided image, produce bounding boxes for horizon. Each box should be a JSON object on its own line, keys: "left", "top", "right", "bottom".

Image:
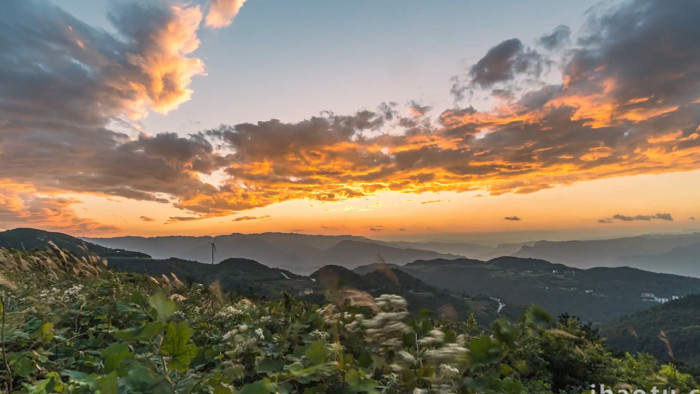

{"left": 4, "top": 225, "right": 700, "bottom": 248}
{"left": 1, "top": 0, "right": 699, "bottom": 244}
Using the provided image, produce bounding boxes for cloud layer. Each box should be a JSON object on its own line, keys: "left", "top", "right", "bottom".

{"left": 0, "top": 0, "right": 699, "bottom": 230}
{"left": 598, "top": 213, "right": 674, "bottom": 224}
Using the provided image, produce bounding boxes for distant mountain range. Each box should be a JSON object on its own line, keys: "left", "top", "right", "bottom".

{"left": 85, "top": 233, "right": 464, "bottom": 274}
{"left": 361, "top": 257, "right": 700, "bottom": 323}
{"left": 4, "top": 227, "right": 700, "bottom": 324}
{"left": 86, "top": 230, "right": 700, "bottom": 277}
{"left": 512, "top": 233, "right": 700, "bottom": 276}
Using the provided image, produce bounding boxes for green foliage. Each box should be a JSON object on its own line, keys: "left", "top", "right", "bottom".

{"left": 0, "top": 247, "right": 698, "bottom": 393}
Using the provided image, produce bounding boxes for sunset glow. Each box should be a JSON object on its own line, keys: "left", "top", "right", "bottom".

{"left": 1, "top": 0, "right": 699, "bottom": 241}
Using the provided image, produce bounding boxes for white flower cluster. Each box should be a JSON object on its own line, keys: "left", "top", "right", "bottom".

{"left": 426, "top": 343, "right": 468, "bottom": 365}
{"left": 375, "top": 294, "right": 408, "bottom": 311}
{"left": 222, "top": 324, "right": 265, "bottom": 353}
{"left": 418, "top": 329, "right": 446, "bottom": 347}
{"left": 255, "top": 327, "right": 264, "bottom": 340}
{"left": 389, "top": 350, "right": 418, "bottom": 372}
{"left": 214, "top": 300, "right": 255, "bottom": 320}
{"left": 363, "top": 295, "right": 410, "bottom": 352}
{"left": 37, "top": 285, "right": 84, "bottom": 305}
{"left": 309, "top": 329, "right": 330, "bottom": 340}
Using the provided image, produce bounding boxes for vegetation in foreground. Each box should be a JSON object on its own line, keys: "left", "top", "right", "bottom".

{"left": 0, "top": 245, "right": 697, "bottom": 393}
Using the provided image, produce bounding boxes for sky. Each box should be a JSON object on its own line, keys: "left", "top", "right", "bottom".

{"left": 0, "top": 0, "right": 699, "bottom": 243}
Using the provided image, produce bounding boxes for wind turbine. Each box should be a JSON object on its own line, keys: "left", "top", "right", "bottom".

{"left": 209, "top": 237, "right": 217, "bottom": 264}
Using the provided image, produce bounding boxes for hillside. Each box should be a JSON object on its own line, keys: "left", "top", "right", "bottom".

{"left": 601, "top": 294, "right": 700, "bottom": 365}
{"left": 310, "top": 264, "right": 512, "bottom": 323}
{"left": 86, "top": 232, "right": 462, "bottom": 274}
{"left": 108, "top": 256, "right": 310, "bottom": 300}
{"left": 110, "top": 256, "right": 508, "bottom": 324}
{"left": 382, "top": 257, "right": 700, "bottom": 322}
{"left": 0, "top": 228, "right": 150, "bottom": 259}
{"left": 1, "top": 247, "right": 697, "bottom": 393}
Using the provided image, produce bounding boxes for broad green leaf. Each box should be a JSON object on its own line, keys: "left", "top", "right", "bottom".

{"left": 95, "top": 371, "right": 118, "bottom": 394}
{"left": 102, "top": 342, "right": 132, "bottom": 373}
{"left": 212, "top": 384, "right": 235, "bottom": 394}
{"left": 160, "top": 322, "right": 198, "bottom": 372}
{"left": 305, "top": 340, "right": 328, "bottom": 365}
{"left": 117, "top": 321, "right": 166, "bottom": 342}
{"left": 9, "top": 353, "right": 34, "bottom": 378}
{"left": 345, "top": 369, "right": 378, "bottom": 393}
{"left": 149, "top": 293, "right": 176, "bottom": 322}
{"left": 256, "top": 358, "right": 285, "bottom": 373}
{"left": 238, "top": 378, "right": 277, "bottom": 394}
{"left": 469, "top": 336, "right": 503, "bottom": 366}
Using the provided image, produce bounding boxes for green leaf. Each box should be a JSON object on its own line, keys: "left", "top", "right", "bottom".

{"left": 9, "top": 353, "right": 34, "bottom": 378}
{"left": 95, "top": 371, "right": 118, "bottom": 394}
{"left": 305, "top": 340, "right": 328, "bottom": 365}
{"left": 117, "top": 321, "right": 166, "bottom": 342}
{"left": 500, "top": 364, "right": 513, "bottom": 376}
{"left": 345, "top": 369, "right": 378, "bottom": 393}
{"left": 492, "top": 318, "right": 520, "bottom": 347}
{"left": 160, "top": 322, "right": 198, "bottom": 372}
{"left": 40, "top": 322, "right": 54, "bottom": 342}
{"left": 521, "top": 304, "right": 554, "bottom": 327}
{"left": 469, "top": 336, "right": 503, "bottom": 366}
{"left": 256, "top": 358, "right": 285, "bottom": 373}
{"left": 149, "top": 293, "right": 176, "bottom": 322}
{"left": 102, "top": 342, "right": 132, "bottom": 373}
{"left": 238, "top": 378, "right": 277, "bottom": 394}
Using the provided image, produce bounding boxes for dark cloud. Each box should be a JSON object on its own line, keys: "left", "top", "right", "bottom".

{"left": 504, "top": 216, "right": 521, "bottom": 221}
{"left": 139, "top": 216, "right": 155, "bottom": 222}
{"left": 408, "top": 101, "right": 432, "bottom": 117}
{"left": 369, "top": 225, "right": 383, "bottom": 232}
{"left": 166, "top": 216, "right": 205, "bottom": 224}
{"left": 232, "top": 215, "right": 271, "bottom": 222}
{"left": 468, "top": 39, "right": 543, "bottom": 89}
{"left": 691, "top": 216, "right": 696, "bottom": 221}
{"left": 599, "top": 213, "right": 674, "bottom": 223}
{"left": 1, "top": 0, "right": 700, "bottom": 226}
{"left": 421, "top": 200, "right": 442, "bottom": 205}
{"left": 538, "top": 25, "right": 571, "bottom": 50}
{"left": 614, "top": 213, "right": 673, "bottom": 222}
{"left": 567, "top": 0, "right": 700, "bottom": 109}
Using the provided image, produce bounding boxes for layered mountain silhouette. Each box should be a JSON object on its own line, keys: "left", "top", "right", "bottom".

{"left": 512, "top": 233, "right": 700, "bottom": 275}
{"left": 85, "top": 233, "right": 463, "bottom": 274}
{"left": 357, "top": 257, "right": 700, "bottom": 322}
{"left": 4, "top": 227, "right": 700, "bottom": 323}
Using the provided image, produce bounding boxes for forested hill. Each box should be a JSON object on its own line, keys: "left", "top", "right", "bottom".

{"left": 602, "top": 294, "right": 700, "bottom": 365}
{"left": 1, "top": 246, "right": 699, "bottom": 392}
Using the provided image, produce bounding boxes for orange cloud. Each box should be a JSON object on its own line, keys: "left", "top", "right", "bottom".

{"left": 0, "top": 180, "right": 120, "bottom": 235}
{"left": 1, "top": 0, "right": 699, "bottom": 230}
{"left": 205, "top": 0, "right": 248, "bottom": 28}
{"left": 115, "top": 4, "right": 206, "bottom": 117}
